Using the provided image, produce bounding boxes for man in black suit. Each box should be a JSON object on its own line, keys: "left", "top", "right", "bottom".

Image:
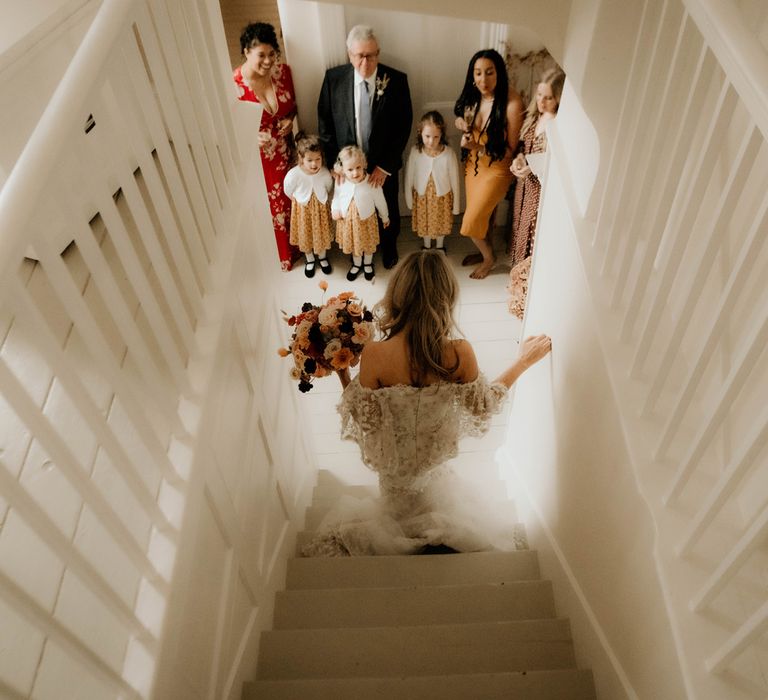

{"left": 318, "top": 25, "right": 413, "bottom": 270}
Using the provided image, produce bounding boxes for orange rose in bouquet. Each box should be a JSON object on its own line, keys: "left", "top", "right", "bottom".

{"left": 278, "top": 282, "right": 375, "bottom": 392}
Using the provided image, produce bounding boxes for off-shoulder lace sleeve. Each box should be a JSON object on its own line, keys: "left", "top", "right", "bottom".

{"left": 457, "top": 374, "right": 508, "bottom": 437}
{"left": 337, "top": 375, "right": 508, "bottom": 486}
{"left": 339, "top": 379, "right": 380, "bottom": 445}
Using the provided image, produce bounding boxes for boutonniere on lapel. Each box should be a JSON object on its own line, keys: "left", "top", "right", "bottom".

{"left": 375, "top": 74, "right": 390, "bottom": 98}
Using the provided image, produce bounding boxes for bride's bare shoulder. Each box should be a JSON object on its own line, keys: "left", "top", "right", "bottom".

{"left": 358, "top": 340, "right": 388, "bottom": 388}
{"left": 452, "top": 339, "right": 479, "bottom": 382}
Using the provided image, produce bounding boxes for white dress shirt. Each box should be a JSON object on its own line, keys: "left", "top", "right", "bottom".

{"left": 331, "top": 179, "right": 389, "bottom": 222}
{"left": 283, "top": 166, "right": 333, "bottom": 204}
{"left": 403, "top": 146, "right": 461, "bottom": 214}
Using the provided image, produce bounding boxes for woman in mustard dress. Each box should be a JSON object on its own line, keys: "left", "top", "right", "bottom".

{"left": 454, "top": 49, "right": 523, "bottom": 279}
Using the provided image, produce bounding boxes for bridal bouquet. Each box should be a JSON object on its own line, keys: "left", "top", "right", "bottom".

{"left": 278, "top": 281, "right": 375, "bottom": 392}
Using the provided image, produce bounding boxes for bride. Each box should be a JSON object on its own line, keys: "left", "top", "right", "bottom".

{"left": 303, "top": 250, "right": 551, "bottom": 557}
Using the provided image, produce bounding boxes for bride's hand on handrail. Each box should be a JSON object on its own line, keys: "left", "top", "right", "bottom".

{"left": 494, "top": 334, "right": 551, "bottom": 388}
{"left": 519, "top": 334, "right": 552, "bottom": 369}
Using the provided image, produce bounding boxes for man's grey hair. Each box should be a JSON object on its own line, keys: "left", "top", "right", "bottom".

{"left": 346, "top": 25, "right": 378, "bottom": 50}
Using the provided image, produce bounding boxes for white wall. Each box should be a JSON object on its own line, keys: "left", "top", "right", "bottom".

{"left": 504, "top": 150, "right": 686, "bottom": 699}
{"left": 500, "top": 0, "right": 690, "bottom": 696}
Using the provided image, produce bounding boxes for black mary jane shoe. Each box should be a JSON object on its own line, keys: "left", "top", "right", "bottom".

{"left": 436, "top": 244, "right": 447, "bottom": 254}
{"left": 318, "top": 257, "right": 333, "bottom": 274}
{"left": 346, "top": 264, "right": 362, "bottom": 281}
{"left": 304, "top": 260, "right": 316, "bottom": 278}
{"left": 421, "top": 243, "right": 431, "bottom": 251}
{"left": 363, "top": 263, "right": 375, "bottom": 281}
{"left": 382, "top": 253, "right": 399, "bottom": 270}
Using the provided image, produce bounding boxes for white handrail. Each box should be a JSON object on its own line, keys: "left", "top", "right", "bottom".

{"left": 0, "top": 0, "right": 133, "bottom": 284}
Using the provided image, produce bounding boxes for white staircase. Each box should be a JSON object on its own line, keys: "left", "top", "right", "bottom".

{"left": 243, "top": 472, "right": 597, "bottom": 699}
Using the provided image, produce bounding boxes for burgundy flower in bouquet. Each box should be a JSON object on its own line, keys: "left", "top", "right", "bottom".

{"left": 278, "top": 281, "right": 375, "bottom": 392}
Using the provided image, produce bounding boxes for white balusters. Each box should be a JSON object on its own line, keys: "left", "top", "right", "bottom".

{"left": 706, "top": 600, "right": 768, "bottom": 673}
{"left": 587, "top": 0, "right": 768, "bottom": 690}
{"left": 677, "top": 407, "right": 768, "bottom": 556}
{"left": 609, "top": 0, "right": 684, "bottom": 309}
{"left": 633, "top": 127, "right": 762, "bottom": 386}
{"left": 691, "top": 502, "right": 768, "bottom": 613}
{"left": 654, "top": 195, "right": 768, "bottom": 460}
{"left": 6, "top": 277, "right": 181, "bottom": 534}
{"left": 598, "top": 0, "right": 669, "bottom": 278}
{"left": 621, "top": 80, "right": 736, "bottom": 344}
{"left": 0, "top": 0, "right": 255, "bottom": 696}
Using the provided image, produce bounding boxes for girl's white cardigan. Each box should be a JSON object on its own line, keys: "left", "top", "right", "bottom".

{"left": 283, "top": 166, "right": 333, "bottom": 204}
{"left": 403, "top": 146, "right": 461, "bottom": 214}
{"left": 331, "top": 179, "right": 389, "bottom": 222}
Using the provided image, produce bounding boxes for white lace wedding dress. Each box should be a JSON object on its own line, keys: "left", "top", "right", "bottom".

{"left": 302, "top": 374, "right": 527, "bottom": 557}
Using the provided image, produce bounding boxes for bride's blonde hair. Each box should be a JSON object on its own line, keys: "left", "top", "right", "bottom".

{"left": 375, "top": 250, "right": 461, "bottom": 384}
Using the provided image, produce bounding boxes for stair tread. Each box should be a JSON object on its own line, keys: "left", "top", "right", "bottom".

{"left": 287, "top": 549, "right": 540, "bottom": 589}
{"left": 263, "top": 617, "right": 572, "bottom": 639}
{"left": 275, "top": 580, "right": 556, "bottom": 629}
{"left": 257, "top": 618, "right": 576, "bottom": 679}
{"left": 244, "top": 669, "right": 597, "bottom": 700}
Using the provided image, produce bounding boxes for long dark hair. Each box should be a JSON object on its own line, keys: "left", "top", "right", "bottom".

{"left": 454, "top": 49, "right": 510, "bottom": 164}
{"left": 375, "top": 250, "right": 461, "bottom": 385}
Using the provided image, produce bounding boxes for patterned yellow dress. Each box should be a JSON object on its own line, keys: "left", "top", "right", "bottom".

{"left": 404, "top": 146, "right": 461, "bottom": 238}
{"left": 332, "top": 180, "right": 389, "bottom": 257}
{"left": 413, "top": 178, "right": 453, "bottom": 237}
{"left": 284, "top": 166, "right": 334, "bottom": 253}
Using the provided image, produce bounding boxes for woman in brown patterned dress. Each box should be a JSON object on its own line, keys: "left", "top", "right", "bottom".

{"left": 509, "top": 68, "right": 565, "bottom": 264}
{"left": 507, "top": 68, "right": 565, "bottom": 318}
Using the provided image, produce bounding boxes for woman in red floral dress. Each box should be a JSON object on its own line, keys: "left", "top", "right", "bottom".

{"left": 234, "top": 23, "right": 300, "bottom": 270}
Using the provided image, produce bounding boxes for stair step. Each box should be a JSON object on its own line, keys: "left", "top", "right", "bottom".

{"left": 275, "top": 580, "right": 555, "bottom": 629}
{"left": 257, "top": 618, "right": 575, "bottom": 680}
{"left": 244, "top": 669, "right": 597, "bottom": 699}
{"left": 312, "top": 483, "right": 378, "bottom": 504}
{"left": 286, "top": 550, "right": 540, "bottom": 589}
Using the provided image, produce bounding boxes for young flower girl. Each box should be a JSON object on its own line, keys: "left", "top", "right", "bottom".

{"left": 404, "top": 111, "right": 460, "bottom": 251}
{"left": 284, "top": 133, "right": 335, "bottom": 277}
{"left": 332, "top": 145, "right": 389, "bottom": 282}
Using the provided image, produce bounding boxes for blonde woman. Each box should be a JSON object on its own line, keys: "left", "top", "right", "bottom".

{"left": 303, "top": 250, "right": 551, "bottom": 557}
{"left": 507, "top": 68, "right": 565, "bottom": 319}
{"left": 509, "top": 68, "right": 565, "bottom": 265}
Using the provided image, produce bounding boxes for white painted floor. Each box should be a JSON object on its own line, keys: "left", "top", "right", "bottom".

{"left": 276, "top": 218, "right": 523, "bottom": 489}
